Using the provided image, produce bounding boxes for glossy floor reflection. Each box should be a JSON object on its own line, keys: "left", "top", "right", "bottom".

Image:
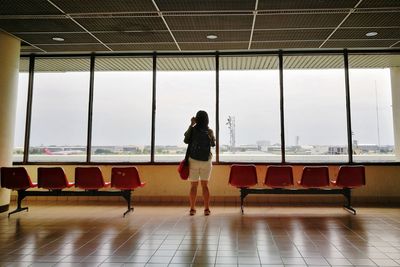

{"left": 0, "top": 204, "right": 400, "bottom": 266}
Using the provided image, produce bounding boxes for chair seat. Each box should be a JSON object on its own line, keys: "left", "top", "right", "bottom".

{"left": 1, "top": 167, "right": 37, "bottom": 190}
{"left": 332, "top": 166, "right": 365, "bottom": 188}
{"left": 229, "top": 165, "right": 258, "bottom": 188}
{"left": 111, "top": 167, "right": 146, "bottom": 190}
{"left": 299, "top": 166, "right": 330, "bottom": 188}
{"left": 38, "top": 167, "right": 74, "bottom": 190}
{"left": 75, "top": 167, "right": 109, "bottom": 190}
{"left": 264, "top": 166, "right": 294, "bottom": 188}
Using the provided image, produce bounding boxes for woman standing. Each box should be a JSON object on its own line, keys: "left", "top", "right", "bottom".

{"left": 184, "top": 110, "right": 215, "bottom": 216}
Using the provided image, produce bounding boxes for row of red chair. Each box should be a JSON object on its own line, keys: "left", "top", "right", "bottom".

{"left": 229, "top": 165, "right": 365, "bottom": 189}
{"left": 1, "top": 167, "right": 146, "bottom": 191}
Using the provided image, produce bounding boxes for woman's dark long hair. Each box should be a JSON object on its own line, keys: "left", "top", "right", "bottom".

{"left": 195, "top": 110, "right": 209, "bottom": 130}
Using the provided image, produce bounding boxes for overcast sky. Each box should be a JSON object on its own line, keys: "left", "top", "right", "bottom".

{"left": 14, "top": 68, "right": 394, "bottom": 148}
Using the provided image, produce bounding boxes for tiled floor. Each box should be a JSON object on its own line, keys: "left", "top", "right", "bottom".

{"left": 0, "top": 203, "right": 400, "bottom": 266}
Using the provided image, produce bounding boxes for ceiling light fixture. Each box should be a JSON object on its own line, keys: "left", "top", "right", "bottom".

{"left": 206, "top": 34, "right": 218, "bottom": 40}
{"left": 365, "top": 32, "right": 378, "bottom": 37}
{"left": 52, "top": 37, "right": 65, "bottom": 42}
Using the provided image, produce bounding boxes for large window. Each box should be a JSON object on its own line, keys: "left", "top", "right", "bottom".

{"left": 29, "top": 58, "right": 90, "bottom": 162}
{"left": 91, "top": 57, "right": 152, "bottom": 162}
{"left": 13, "top": 58, "right": 29, "bottom": 162}
{"left": 349, "top": 54, "right": 399, "bottom": 162}
{"left": 155, "top": 57, "right": 216, "bottom": 162}
{"left": 283, "top": 55, "right": 348, "bottom": 162}
{"left": 13, "top": 52, "right": 400, "bottom": 164}
{"left": 219, "top": 56, "right": 281, "bottom": 162}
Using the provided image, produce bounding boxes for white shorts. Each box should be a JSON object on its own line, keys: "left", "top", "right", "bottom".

{"left": 188, "top": 157, "right": 212, "bottom": 181}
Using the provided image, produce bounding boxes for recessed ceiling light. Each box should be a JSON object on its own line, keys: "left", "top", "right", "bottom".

{"left": 206, "top": 34, "right": 218, "bottom": 40}
{"left": 366, "top": 32, "right": 378, "bottom": 37}
{"left": 52, "top": 37, "right": 65, "bottom": 42}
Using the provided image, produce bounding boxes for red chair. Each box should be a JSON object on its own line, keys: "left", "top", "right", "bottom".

{"left": 332, "top": 166, "right": 365, "bottom": 188}
{"left": 1, "top": 167, "right": 37, "bottom": 190}
{"left": 38, "top": 167, "right": 74, "bottom": 190}
{"left": 298, "top": 166, "right": 330, "bottom": 188}
{"left": 111, "top": 167, "right": 146, "bottom": 190}
{"left": 264, "top": 165, "right": 293, "bottom": 188}
{"left": 0, "top": 167, "right": 37, "bottom": 216}
{"left": 229, "top": 164, "right": 258, "bottom": 188}
{"left": 75, "top": 167, "right": 110, "bottom": 190}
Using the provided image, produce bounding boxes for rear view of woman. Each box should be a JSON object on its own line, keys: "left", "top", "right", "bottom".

{"left": 184, "top": 110, "right": 216, "bottom": 216}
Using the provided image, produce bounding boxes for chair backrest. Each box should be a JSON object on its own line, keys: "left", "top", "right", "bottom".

{"left": 75, "top": 167, "right": 105, "bottom": 189}
{"left": 229, "top": 165, "right": 258, "bottom": 188}
{"left": 0, "top": 167, "right": 35, "bottom": 190}
{"left": 265, "top": 165, "right": 294, "bottom": 188}
{"left": 111, "top": 167, "right": 143, "bottom": 189}
{"left": 335, "top": 165, "right": 365, "bottom": 188}
{"left": 299, "top": 166, "right": 330, "bottom": 187}
{"left": 38, "top": 167, "right": 69, "bottom": 189}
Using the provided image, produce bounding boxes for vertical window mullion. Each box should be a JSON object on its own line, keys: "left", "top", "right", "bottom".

{"left": 86, "top": 55, "right": 95, "bottom": 163}
{"left": 23, "top": 55, "right": 35, "bottom": 164}
{"left": 344, "top": 50, "right": 354, "bottom": 163}
{"left": 216, "top": 53, "right": 220, "bottom": 163}
{"left": 279, "top": 51, "right": 285, "bottom": 164}
{"left": 150, "top": 53, "right": 157, "bottom": 163}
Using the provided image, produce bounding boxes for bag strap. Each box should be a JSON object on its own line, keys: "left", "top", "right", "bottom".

{"left": 184, "top": 127, "right": 193, "bottom": 162}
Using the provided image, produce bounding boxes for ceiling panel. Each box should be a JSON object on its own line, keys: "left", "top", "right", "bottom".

{"left": 220, "top": 56, "right": 278, "bottom": 70}
{"left": 108, "top": 43, "right": 178, "bottom": 51}
{"left": 180, "top": 42, "right": 248, "bottom": 50}
{"left": 284, "top": 55, "right": 344, "bottom": 69}
{"left": 174, "top": 30, "right": 251, "bottom": 42}
{"left": 349, "top": 54, "right": 400, "bottom": 68}
{"left": 51, "top": 0, "right": 157, "bottom": 13}
{"left": 164, "top": 15, "right": 253, "bottom": 31}
{"left": 36, "top": 44, "right": 109, "bottom": 52}
{"left": 358, "top": 0, "right": 400, "bottom": 8}
{"left": 95, "top": 57, "right": 153, "bottom": 71}
{"left": 332, "top": 28, "right": 400, "bottom": 40}
{"left": 343, "top": 11, "right": 400, "bottom": 27}
{"left": 155, "top": 0, "right": 256, "bottom": 11}
{"left": 323, "top": 40, "right": 397, "bottom": 48}
{"left": 95, "top": 32, "right": 174, "bottom": 43}
{"left": 255, "top": 13, "right": 348, "bottom": 29}
{"left": 0, "top": 18, "right": 83, "bottom": 33}
{"left": 253, "top": 29, "right": 332, "bottom": 41}
{"left": 258, "top": 0, "right": 358, "bottom": 10}
{"left": 34, "top": 57, "right": 90, "bottom": 72}
{"left": 251, "top": 41, "right": 322, "bottom": 49}
{"left": 75, "top": 17, "right": 167, "bottom": 32}
{"left": 14, "top": 33, "right": 99, "bottom": 44}
{"left": 157, "top": 57, "right": 215, "bottom": 71}
{"left": 0, "top": 0, "right": 62, "bottom": 15}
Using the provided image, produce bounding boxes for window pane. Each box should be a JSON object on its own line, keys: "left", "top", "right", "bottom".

{"left": 29, "top": 58, "right": 90, "bottom": 162}
{"left": 219, "top": 56, "right": 281, "bottom": 162}
{"left": 349, "top": 54, "right": 400, "bottom": 162}
{"left": 13, "top": 58, "right": 29, "bottom": 162}
{"left": 155, "top": 57, "right": 215, "bottom": 162}
{"left": 91, "top": 57, "right": 152, "bottom": 162}
{"left": 284, "top": 55, "right": 348, "bottom": 162}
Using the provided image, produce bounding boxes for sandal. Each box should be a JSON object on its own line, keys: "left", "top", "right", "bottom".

{"left": 189, "top": 209, "right": 196, "bottom": 216}
{"left": 204, "top": 209, "right": 211, "bottom": 216}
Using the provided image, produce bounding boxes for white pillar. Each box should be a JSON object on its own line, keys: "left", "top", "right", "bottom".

{"left": 0, "top": 32, "right": 21, "bottom": 212}
{"left": 391, "top": 67, "right": 400, "bottom": 160}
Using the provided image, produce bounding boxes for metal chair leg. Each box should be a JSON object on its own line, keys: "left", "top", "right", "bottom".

{"left": 8, "top": 190, "right": 28, "bottom": 218}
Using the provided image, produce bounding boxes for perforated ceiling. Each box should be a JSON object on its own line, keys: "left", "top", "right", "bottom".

{"left": 0, "top": 0, "right": 399, "bottom": 53}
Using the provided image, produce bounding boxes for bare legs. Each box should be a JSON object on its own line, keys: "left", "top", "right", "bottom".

{"left": 201, "top": 181, "right": 210, "bottom": 211}
{"left": 189, "top": 180, "right": 210, "bottom": 215}
{"left": 190, "top": 181, "right": 198, "bottom": 212}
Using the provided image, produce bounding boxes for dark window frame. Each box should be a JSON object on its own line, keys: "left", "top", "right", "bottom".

{"left": 15, "top": 48, "right": 400, "bottom": 166}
